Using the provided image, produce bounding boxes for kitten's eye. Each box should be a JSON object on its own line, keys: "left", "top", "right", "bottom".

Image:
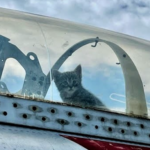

{"left": 62, "top": 81, "right": 68, "bottom": 87}
{"left": 73, "top": 80, "right": 78, "bottom": 86}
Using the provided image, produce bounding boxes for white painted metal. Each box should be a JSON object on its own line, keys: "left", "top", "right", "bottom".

{"left": 0, "top": 124, "right": 86, "bottom": 150}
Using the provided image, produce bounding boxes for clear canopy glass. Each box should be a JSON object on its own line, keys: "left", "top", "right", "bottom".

{"left": 0, "top": 8, "right": 150, "bottom": 118}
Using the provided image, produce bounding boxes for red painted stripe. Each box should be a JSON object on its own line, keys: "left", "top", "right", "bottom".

{"left": 62, "top": 135, "right": 149, "bottom": 150}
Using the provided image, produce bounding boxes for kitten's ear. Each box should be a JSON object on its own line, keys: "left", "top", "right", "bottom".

{"left": 74, "top": 65, "right": 82, "bottom": 78}
{"left": 52, "top": 70, "right": 61, "bottom": 80}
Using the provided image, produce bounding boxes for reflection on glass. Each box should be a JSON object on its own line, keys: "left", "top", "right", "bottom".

{"left": 1, "top": 58, "right": 25, "bottom": 94}
{"left": 0, "top": 8, "right": 150, "bottom": 118}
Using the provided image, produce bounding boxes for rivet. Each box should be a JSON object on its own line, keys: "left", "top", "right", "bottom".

{"left": 23, "top": 114, "right": 27, "bottom": 119}
{"left": 60, "top": 120, "right": 65, "bottom": 124}
{"left": 51, "top": 109, "right": 55, "bottom": 113}
{"left": 134, "top": 131, "right": 138, "bottom": 136}
{"left": 114, "top": 119, "right": 118, "bottom": 125}
{"left": 85, "top": 115, "right": 90, "bottom": 120}
{"left": 42, "top": 117, "right": 46, "bottom": 122}
{"left": 29, "top": 105, "right": 42, "bottom": 112}
{"left": 68, "top": 112, "right": 72, "bottom": 116}
{"left": 13, "top": 103, "right": 18, "bottom": 108}
{"left": 121, "top": 129, "right": 125, "bottom": 134}
{"left": 95, "top": 125, "right": 99, "bottom": 129}
{"left": 35, "top": 116, "right": 50, "bottom": 122}
{"left": 108, "top": 127, "right": 112, "bottom": 132}
{"left": 140, "top": 124, "right": 144, "bottom": 129}
{"left": 127, "top": 122, "right": 131, "bottom": 127}
{"left": 32, "top": 106, "right": 37, "bottom": 111}
{"left": 57, "top": 119, "right": 69, "bottom": 125}
{"left": 3, "top": 111, "right": 7, "bottom": 116}
{"left": 78, "top": 122, "right": 82, "bottom": 127}
{"left": 101, "top": 117, "right": 105, "bottom": 122}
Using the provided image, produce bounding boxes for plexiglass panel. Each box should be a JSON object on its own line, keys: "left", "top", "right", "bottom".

{"left": 0, "top": 8, "right": 150, "bottom": 118}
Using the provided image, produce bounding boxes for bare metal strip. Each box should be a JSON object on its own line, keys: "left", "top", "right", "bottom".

{"left": 0, "top": 95, "right": 149, "bottom": 145}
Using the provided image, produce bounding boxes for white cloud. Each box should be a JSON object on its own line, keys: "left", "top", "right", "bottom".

{"left": 0, "top": 0, "right": 150, "bottom": 40}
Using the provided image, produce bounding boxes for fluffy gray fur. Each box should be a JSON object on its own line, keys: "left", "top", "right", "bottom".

{"left": 53, "top": 65, "right": 107, "bottom": 109}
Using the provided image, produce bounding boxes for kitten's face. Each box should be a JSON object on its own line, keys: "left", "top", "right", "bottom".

{"left": 53, "top": 65, "right": 81, "bottom": 98}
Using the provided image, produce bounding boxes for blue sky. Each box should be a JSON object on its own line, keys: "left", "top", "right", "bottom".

{"left": 0, "top": 0, "right": 150, "bottom": 40}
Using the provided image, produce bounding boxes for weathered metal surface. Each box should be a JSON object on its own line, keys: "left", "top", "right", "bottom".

{"left": 0, "top": 123, "right": 149, "bottom": 150}
{"left": 0, "top": 124, "right": 86, "bottom": 150}
{"left": 0, "top": 95, "right": 149, "bottom": 146}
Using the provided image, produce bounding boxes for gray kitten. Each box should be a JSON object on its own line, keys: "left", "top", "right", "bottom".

{"left": 53, "top": 65, "right": 107, "bottom": 109}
